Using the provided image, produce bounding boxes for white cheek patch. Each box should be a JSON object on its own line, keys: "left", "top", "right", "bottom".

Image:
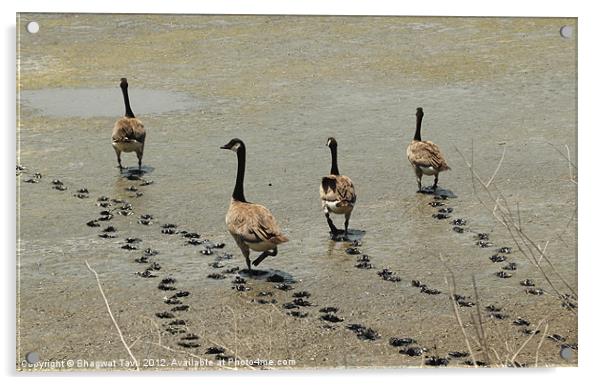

{"left": 231, "top": 143, "right": 240, "bottom": 152}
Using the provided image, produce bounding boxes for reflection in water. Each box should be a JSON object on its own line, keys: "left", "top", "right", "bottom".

{"left": 324, "top": 229, "right": 366, "bottom": 258}
{"left": 111, "top": 166, "right": 155, "bottom": 201}
{"left": 326, "top": 238, "right": 336, "bottom": 257}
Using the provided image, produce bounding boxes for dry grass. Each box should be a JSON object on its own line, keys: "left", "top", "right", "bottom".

{"left": 432, "top": 142, "right": 577, "bottom": 367}
{"left": 85, "top": 260, "right": 260, "bottom": 371}
{"left": 439, "top": 254, "right": 551, "bottom": 367}
{"left": 85, "top": 260, "right": 140, "bottom": 371}
{"left": 455, "top": 142, "right": 577, "bottom": 307}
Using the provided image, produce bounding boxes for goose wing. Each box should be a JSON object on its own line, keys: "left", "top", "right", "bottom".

{"left": 227, "top": 202, "right": 288, "bottom": 245}
{"left": 407, "top": 140, "right": 449, "bottom": 170}
{"left": 320, "top": 175, "right": 356, "bottom": 206}
{"left": 320, "top": 176, "right": 338, "bottom": 201}
{"left": 112, "top": 118, "right": 146, "bottom": 144}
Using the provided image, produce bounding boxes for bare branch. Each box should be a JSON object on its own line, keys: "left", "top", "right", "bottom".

{"left": 438, "top": 254, "right": 478, "bottom": 368}
{"left": 143, "top": 341, "right": 236, "bottom": 371}
{"left": 471, "top": 275, "right": 491, "bottom": 364}
{"left": 85, "top": 260, "right": 139, "bottom": 371}
{"left": 511, "top": 318, "right": 547, "bottom": 363}
{"left": 146, "top": 316, "right": 162, "bottom": 347}
{"left": 128, "top": 336, "right": 142, "bottom": 349}
{"left": 546, "top": 142, "right": 577, "bottom": 170}
{"left": 546, "top": 142, "right": 577, "bottom": 183}
{"left": 535, "top": 322, "right": 550, "bottom": 367}
{"left": 486, "top": 145, "right": 507, "bottom": 187}
{"left": 454, "top": 146, "right": 577, "bottom": 301}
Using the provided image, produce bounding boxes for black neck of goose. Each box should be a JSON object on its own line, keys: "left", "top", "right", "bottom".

{"left": 330, "top": 146, "right": 340, "bottom": 175}
{"left": 414, "top": 113, "right": 422, "bottom": 141}
{"left": 121, "top": 86, "right": 135, "bottom": 118}
{"left": 232, "top": 145, "right": 247, "bottom": 202}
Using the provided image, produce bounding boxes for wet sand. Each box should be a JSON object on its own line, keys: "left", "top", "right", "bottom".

{"left": 17, "top": 14, "right": 576, "bottom": 370}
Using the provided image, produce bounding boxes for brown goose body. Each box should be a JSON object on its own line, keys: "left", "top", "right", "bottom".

{"left": 112, "top": 78, "right": 146, "bottom": 171}
{"left": 112, "top": 117, "right": 145, "bottom": 152}
{"left": 321, "top": 137, "right": 356, "bottom": 236}
{"left": 406, "top": 108, "right": 449, "bottom": 191}
{"left": 221, "top": 138, "right": 288, "bottom": 271}
{"left": 320, "top": 174, "right": 356, "bottom": 216}
{"left": 226, "top": 200, "right": 289, "bottom": 253}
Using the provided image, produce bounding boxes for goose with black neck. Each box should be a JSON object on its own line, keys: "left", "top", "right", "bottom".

{"left": 406, "top": 107, "right": 450, "bottom": 194}
{"left": 221, "top": 138, "right": 289, "bottom": 273}
{"left": 320, "top": 137, "right": 357, "bottom": 240}
{"left": 111, "top": 78, "right": 147, "bottom": 172}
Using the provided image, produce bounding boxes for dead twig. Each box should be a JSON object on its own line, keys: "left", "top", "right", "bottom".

{"left": 510, "top": 318, "right": 547, "bottom": 363}
{"left": 471, "top": 275, "right": 491, "bottom": 364}
{"left": 128, "top": 336, "right": 142, "bottom": 349}
{"left": 455, "top": 145, "right": 577, "bottom": 302}
{"left": 486, "top": 144, "right": 506, "bottom": 187}
{"left": 546, "top": 142, "right": 577, "bottom": 183}
{"left": 143, "top": 341, "right": 236, "bottom": 371}
{"left": 209, "top": 304, "right": 257, "bottom": 371}
{"left": 534, "top": 322, "right": 550, "bottom": 367}
{"left": 438, "top": 255, "right": 478, "bottom": 368}
{"left": 146, "top": 316, "right": 162, "bottom": 347}
{"left": 85, "top": 260, "right": 139, "bottom": 371}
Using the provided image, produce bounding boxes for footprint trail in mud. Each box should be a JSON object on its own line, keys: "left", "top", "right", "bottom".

{"left": 17, "top": 168, "right": 577, "bottom": 366}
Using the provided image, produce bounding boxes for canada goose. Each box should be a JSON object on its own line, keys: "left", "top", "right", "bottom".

{"left": 112, "top": 78, "right": 146, "bottom": 171}
{"left": 320, "top": 137, "right": 356, "bottom": 236}
{"left": 221, "top": 138, "right": 289, "bottom": 271}
{"left": 406, "top": 108, "right": 450, "bottom": 191}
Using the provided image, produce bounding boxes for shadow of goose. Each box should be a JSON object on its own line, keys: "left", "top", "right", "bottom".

{"left": 120, "top": 165, "right": 155, "bottom": 178}
{"left": 418, "top": 185, "right": 457, "bottom": 199}
{"left": 237, "top": 268, "right": 296, "bottom": 283}
{"left": 329, "top": 229, "right": 366, "bottom": 243}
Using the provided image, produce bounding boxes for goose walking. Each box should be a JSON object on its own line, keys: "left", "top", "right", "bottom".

{"left": 112, "top": 78, "right": 146, "bottom": 172}
{"left": 406, "top": 107, "right": 449, "bottom": 192}
{"left": 221, "top": 138, "right": 289, "bottom": 271}
{"left": 320, "top": 137, "right": 356, "bottom": 237}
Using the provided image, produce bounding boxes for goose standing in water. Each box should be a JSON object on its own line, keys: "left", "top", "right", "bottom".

{"left": 320, "top": 137, "right": 356, "bottom": 237}
{"left": 112, "top": 78, "right": 146, "bottom": 172}
{"left": 406, "top": 107, "right": 450, "bottom": 192}
{"left": 221, "top": 138, "right": 289, "bottom": 272}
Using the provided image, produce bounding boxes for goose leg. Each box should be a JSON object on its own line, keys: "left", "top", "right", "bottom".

{"left": 325, "top": 212, "right": 340, "bottom": 234}
{"left": 414, "top": 168, "right": 423, "bottom": 192}
{"left": 235, "top": 238, "right": 252, "bottom": 272}
{"left": 344, "top": 212, "right": 351, "bottom": 235}
{"left": 243, "top": 249, "right": 251, "bottom": 272}
{"left": 114, "top": 149, "right": 123, "bottom": 171}
{"left": 433, "top": 173, "right": 439, "bottom": 190}
{"left": 136, "top": 150, "right": 143, "bottom": 171}
{"left": 252, "top": 247, "right": 278, "bottom": 267}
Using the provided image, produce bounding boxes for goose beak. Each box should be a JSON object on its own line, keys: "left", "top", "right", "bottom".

{"left": 220, "top": 144, "right": 229, "bottom": 150}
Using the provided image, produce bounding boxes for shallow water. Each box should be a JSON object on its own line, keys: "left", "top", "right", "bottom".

{"left": 17, "top": 14, "right": 577, "bottom": 370}
{"left": 20, "top": 88, "right": 201, "bottom": 118}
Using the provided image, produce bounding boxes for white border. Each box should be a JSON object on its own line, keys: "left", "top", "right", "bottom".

{"left": 5, "top": 0, "right": 583, "bottom": 17}
{"left": 3, "top": 1, "right": 600, "bottom": 384}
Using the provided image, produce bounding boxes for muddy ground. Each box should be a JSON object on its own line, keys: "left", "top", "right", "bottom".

{"left": 16, "top": 14, "right": 577, "bottom": 370}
